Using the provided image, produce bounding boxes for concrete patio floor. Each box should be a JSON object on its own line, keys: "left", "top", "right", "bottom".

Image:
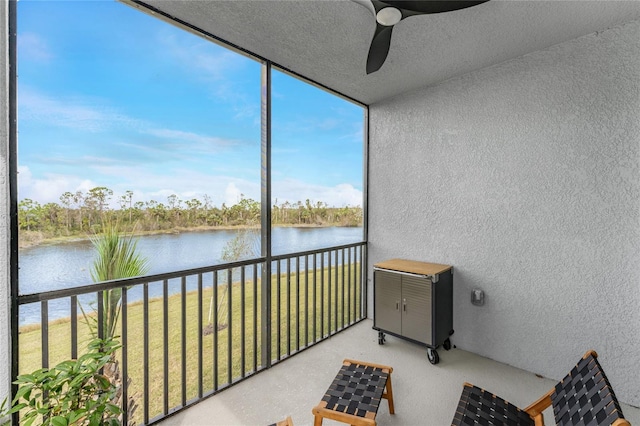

{"left": 157, "top": 319, "right": 640, "bottom": 426}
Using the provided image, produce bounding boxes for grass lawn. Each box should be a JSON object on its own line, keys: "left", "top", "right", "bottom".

{"left": 17, "top": 262, "right": 363, "bottom": 424}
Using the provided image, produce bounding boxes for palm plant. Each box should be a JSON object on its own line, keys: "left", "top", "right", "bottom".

{"left": 83, "top": 222, "right": 149, "bottom": 425}
{"left": 88, "top": 223, "right": 149, "bottom": 337}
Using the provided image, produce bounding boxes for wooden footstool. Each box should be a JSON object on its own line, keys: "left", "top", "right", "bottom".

{"left": 312, "top": 359, "right": 395, "bottom": 426}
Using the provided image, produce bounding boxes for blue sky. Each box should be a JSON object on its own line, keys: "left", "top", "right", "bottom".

{"left": 17, "top": 0, "right": 364, "bottom": 209}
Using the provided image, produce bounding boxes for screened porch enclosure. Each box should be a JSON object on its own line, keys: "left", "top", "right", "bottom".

{"left": 4, "top": 0, "right": 640, "bottom": 424}
{"left": 9, "top": 0, "right": 369, "bottom": 424}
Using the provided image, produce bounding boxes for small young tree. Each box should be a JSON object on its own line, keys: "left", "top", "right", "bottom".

{"left": 206, "top": 226, "right": 260, "bottom": 333}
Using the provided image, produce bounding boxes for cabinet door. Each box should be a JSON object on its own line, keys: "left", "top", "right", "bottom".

{"left": 401, "top": 275, "right": 432, "bottom": 345}
{"left": 374, "top": 270, "right": 402, "bottom": 335}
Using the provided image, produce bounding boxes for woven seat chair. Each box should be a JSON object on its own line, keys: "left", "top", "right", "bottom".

{"left": 452, "top": 350, "right": 630, "bottom": 426}
{"left": 312, "top": 359, "right": 394, "bottom": 426}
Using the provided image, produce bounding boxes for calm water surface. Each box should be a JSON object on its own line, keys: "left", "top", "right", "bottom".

{"left": 19, "top": 227, "right": 363, "bottom": 325}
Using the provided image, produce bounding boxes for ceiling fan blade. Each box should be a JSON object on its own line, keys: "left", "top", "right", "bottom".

{"left": 363, "top": 0, "right": 489, "bottom": 74}
{"left": 366, "top": 24, "right": 394, "bottom": 74}
{"left": 381, "top": 1, "right": 489, "bottom": 14}
{"left": 351, "top": 0, "right": 376, "bottom": 16}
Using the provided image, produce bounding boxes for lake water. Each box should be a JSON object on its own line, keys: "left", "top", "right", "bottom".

{"left": 18, "top": 226, "right": 364, "bottom": 325}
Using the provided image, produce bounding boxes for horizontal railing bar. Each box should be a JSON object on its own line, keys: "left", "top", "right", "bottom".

{"left": 271, "top": 241, "right": 364, "bottom": 261}
{"left": 17, "top": 257, "right": 268, "bottom": 304}
{"left": 18, "top": 241, "right": 366, "bottom": 305}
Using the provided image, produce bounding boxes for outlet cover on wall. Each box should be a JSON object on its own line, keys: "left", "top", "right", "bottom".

{"left": 471, "top": 289, "right": 484, "bottom": 306}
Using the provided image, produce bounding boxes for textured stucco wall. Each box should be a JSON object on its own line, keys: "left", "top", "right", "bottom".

{"left": 0, "top": 0, "right": 10, "bottom": 408}
{"left": 369, "top": 20, "right": 640, "bottom": 406}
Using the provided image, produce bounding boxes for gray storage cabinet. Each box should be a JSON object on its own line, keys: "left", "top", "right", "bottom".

{"left": 373, "top": 259, "right": 453, "bottom": 365}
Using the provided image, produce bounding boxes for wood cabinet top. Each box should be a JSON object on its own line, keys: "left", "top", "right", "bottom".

{"left": 374, "top": 259, "right": 452, "bottom": 276}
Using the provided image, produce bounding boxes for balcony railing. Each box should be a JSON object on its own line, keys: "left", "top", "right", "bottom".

{"left": 14, "top": 242, "right": 367, "bottom": 425}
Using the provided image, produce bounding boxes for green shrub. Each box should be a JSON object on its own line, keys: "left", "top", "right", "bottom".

{"left": 1, "top": 337, "right": 122, "bottom": 426}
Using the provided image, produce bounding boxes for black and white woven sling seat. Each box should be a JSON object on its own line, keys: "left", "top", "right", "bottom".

{"left": 552, "top": 352, "right": 627, "bottom": 426}
{"left": 312, "top": 359, "right": 395, "bottom": 426}
{"left": 452, "top": 350, "right": 630, "bottom": 426}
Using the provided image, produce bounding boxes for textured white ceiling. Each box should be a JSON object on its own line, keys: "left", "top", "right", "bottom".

{"left": 126, "top": 0, "right": 640, "bottom": 105}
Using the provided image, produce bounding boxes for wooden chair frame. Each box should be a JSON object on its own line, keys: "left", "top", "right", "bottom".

{"left": 274, "top": 415, "right": 294, "bottom": 426}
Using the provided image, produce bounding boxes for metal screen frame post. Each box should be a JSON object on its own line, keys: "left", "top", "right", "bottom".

{"left": 362, "top": 107, "right": 369, "bottom": 318}
{"left": 8, "top": 2, "right": 20, "bottom": 424}
{"left": 260, "top": 61, "right": 272, "bottom": 369}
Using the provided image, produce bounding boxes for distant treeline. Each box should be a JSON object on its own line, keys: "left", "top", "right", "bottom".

{"left": 18, "top": 187, "right": 363, "bottom": 237}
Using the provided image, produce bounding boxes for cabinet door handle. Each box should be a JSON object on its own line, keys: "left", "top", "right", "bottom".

{"left": 403, "top": 298, "right": 407, "bottom": 312}
{"left": 395, "top": 301, "right": 399, "bottom": 310}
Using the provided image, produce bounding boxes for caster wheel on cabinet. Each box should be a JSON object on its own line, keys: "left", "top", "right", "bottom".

{"left": 427, "top": 348, "right": 439, "bottom": 365}
{"left": 443, "top": 338, "right": 452, "bottom": 351}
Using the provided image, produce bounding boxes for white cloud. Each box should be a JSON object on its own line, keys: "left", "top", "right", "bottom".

{"left": 18, "top": 32, "right": 53, "bottom": 63}
{"left": 224, "top": 182, "right": 243, "bottom": 206}
{"left": 273, "top": 179, "right": 362, "bottom": 208}
{"left": 20, "top": 87, "right": 243, "bottom": 161}
{"left": 159, "top": 31, "right": 260, "bottom": 124}
{"left": 18, "top": 166, "right": 97, "bottom": 204}
{"left": 275, "top": 115, "right": 352, "bottom": 137}
{"left": 161, "top": 32, "right": 245, "bottom": 81}
{"left": 340, "top": 121, "right": 364, "bottom": 143}
{"left": 126, "top": 178, "right": 361, "bottom": 210}
{"left": 144, "top": 128, "right": 236, "bottom": 153}
{"left": 20, "top": 172, "right": 359, "bottom": 216}
{"left": 48, "top": 164, "right": 262, "bottom": 209}
{"left": 20, "top": 162, "right": 361, "bottom": 210}
{"left": 19, "top": 87, "right": 140, "bottom": 133}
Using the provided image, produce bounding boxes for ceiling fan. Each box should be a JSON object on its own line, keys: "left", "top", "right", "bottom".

{"left": 353, "top": 0, "right": 489, "bottom": 74}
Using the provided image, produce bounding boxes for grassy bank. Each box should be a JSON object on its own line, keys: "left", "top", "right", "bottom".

{"left": 17, "top": 263, "right": 363, "bottom": 424}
